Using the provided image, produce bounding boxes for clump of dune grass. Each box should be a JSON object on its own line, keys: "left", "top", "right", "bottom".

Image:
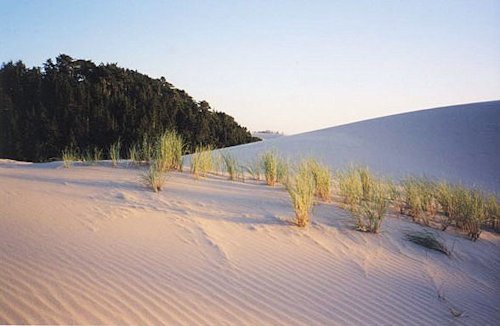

{"left": 435, "top": 182, "right": 494, "bottom": 240}
{"left": 61, "top": 146, "right": 79, "bottom": 168}
{"left": 109, "top": 140, "right": 121, "bottom": 167}
{"left": 93, "top": 146, "right": 103, "bottom": 162}
{"left": 221, "top": 152, "right": 239, "bottom": 181}
{"left": 81, "top": 146, "right": 103, "bottom": 166}
{"left": 142, "top": 161, "right": 166, "bottom": 193}
{"left": 286, "top": 161, "right": 315, "bottom": 227}
{"left": 305, "top": 159, "right": 332, "bottom": 202}
{"left": 485, "top": 195, "right": 499, "bottom": 231}
{"left": 337, "top": 166, "right": 364, "bottom": 210}
{"left": 190, "top": 145, "right": 213, "bottom": 179}
{"left": 156, "top": 131, "right": 184, "bottom": 172}
{"left": 454, "top": 189, "right": 487, "bottom": 241}
{"left": 276, "top": 158, "right": 290, "bottom": 185}
{"left": 356, "top": 178, "right": 390, "bottom": 233}
{"left": 405, "top": 231, "right": 450, "bottom": 256}
{"left": 81, "top": 148, "right": 95, "bottom": 166}
{"left": 338, "top": 167, "right": 389, "bottom": 233}
{"left": 212, "top": 152, "right": 225, "bottom": 176}
{"left": 401, "top": 177, "right": 438, "bottom": 225}
{"left": 262, "top": 151, "right": 279, "bottom": 186}
{"left": 128, "top": 144, "right": 139, "bottom": 166}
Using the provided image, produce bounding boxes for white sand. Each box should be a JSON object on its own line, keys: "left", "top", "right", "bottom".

{"left": 224, "top": 101, "right": 500, "bottom": 193}
{"left": 1, "top": 101, "right": 499, "bottom": 324}
{"left": 0, "top": 162, "right": 499, "bottom": 325}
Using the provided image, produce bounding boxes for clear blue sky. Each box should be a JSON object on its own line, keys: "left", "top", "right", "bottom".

{"left": 1, "top": 0, "right": 499, "bottom": 134}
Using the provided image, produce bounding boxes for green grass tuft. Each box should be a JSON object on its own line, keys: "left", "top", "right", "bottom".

{"left": 61, "top": 146, "right": 79, "bottom": 168}
{"left": 109, "top": 140, "right": 121, "bottom": 167}
{"left": 156, "top": 131, "right": 184, "bottom": 172}
{"left": 190, "top": 145, "right": 213, "bottom": 179}
{"left": 286, "top": 161, "right": 316, "bottom": 227}
{"left": 305, "top": 159, "right": 332, "bottom": 202}
{"left": 142, "top": 162, "right": 167, "bottom": 192}
{"left": 221, "top": 152, "right": 239, "bottom": 181}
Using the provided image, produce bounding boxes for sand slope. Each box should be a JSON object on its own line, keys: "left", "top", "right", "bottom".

{"left": 1, "top": 163, "right": 499, "bottom": 325}
{"left": 224, "top": 101, "right": 500, "bottom": 193}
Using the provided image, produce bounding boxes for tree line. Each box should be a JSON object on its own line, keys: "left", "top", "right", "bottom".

{"left": 0, "top": 54, "right": 259, "bottom": 162}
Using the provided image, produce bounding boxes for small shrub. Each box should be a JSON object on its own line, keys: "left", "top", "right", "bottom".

{"left": 156, "top": 131, "right": 184, "bottom": 172}
{"left": 221, "top": 152, "right": 238, "bottom": 181}
{"left": 190, "top": 145, "right": 213, "bottom": 179}
{"left": 142, "top": 162, "right": 166, "bottom": 192}
{"left": 262, "top": 151, "right": 279, "bottom": 186}
{"left": 305, "top": 159, "right": 332, "bottom": 202}
{"left": 406, "top": 231, "right": 450, "bottom": 256}
{"left": 286, "top": 161, "right": 315, "bottom": 227}
{"left": 109, "top": 140, "right": 121, "bottom": 167}
{"left": 62, "top": 146, "right": 79, "bottom": 168}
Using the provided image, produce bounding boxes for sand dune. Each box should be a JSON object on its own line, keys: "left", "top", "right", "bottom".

{"left": 225, "top": 101, "right": 500, "bottom": 193}
{"left": 1, "top": 101, "right": 499, "bottom": 324}
{"left": 1, "top": 162, "right": 499, "bottom": 325}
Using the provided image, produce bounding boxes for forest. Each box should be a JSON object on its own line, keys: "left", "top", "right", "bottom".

{"left": 0, "top": 54, "right": 259, "bottom": 162}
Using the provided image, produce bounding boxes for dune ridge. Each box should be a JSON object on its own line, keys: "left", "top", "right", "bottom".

{"left": 222, "top": 101, "right": 500, "bottom": 193}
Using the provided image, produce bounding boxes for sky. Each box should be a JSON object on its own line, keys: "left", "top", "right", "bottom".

{"left": 1, "top": 0, "right": 499, "bottom": 134}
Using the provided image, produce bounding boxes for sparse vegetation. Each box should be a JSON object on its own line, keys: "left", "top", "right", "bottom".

{"left": 212, "top": 152, "right": 225, "bottom": 176}
{"left": 140, "top": 134, "right": 154, "bottom": 164}
{"left": 93, "top": 146, "right": 103, "bottom": 162}
{"left": 82, "top": 146, "right": 103, "bottom": 166}
{"left": 61, "top": 146, "right": 79, "bottom": 168}
{"left": 286, "top": 161, "right": 315, "bottom": 227}
{"left": 142, "top": 161, "right": 167, "bottom": 192}
{"left": 128, "top": 144, "right": 140, "bottom": 166}
{"left": 190, "top": 145, "right": 213, "bottom": 179}
{"left": 109, "top": 140, "right": 121, "bottom": 167}
{"left": 221, "top": 152, "right": 239, "bottom": 181}
{"left": 406, "top": 231, "right": 450, "bottom": 256}
{"left": 245, "top": 159, "right": 262, "bottom": 181}
{"left": 305, "top": 159, "right": 332, "bottom": 202}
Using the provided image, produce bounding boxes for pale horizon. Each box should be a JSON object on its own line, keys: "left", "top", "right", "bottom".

{"left": 1, "top": 0, "right": 499, "bottom": 134}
